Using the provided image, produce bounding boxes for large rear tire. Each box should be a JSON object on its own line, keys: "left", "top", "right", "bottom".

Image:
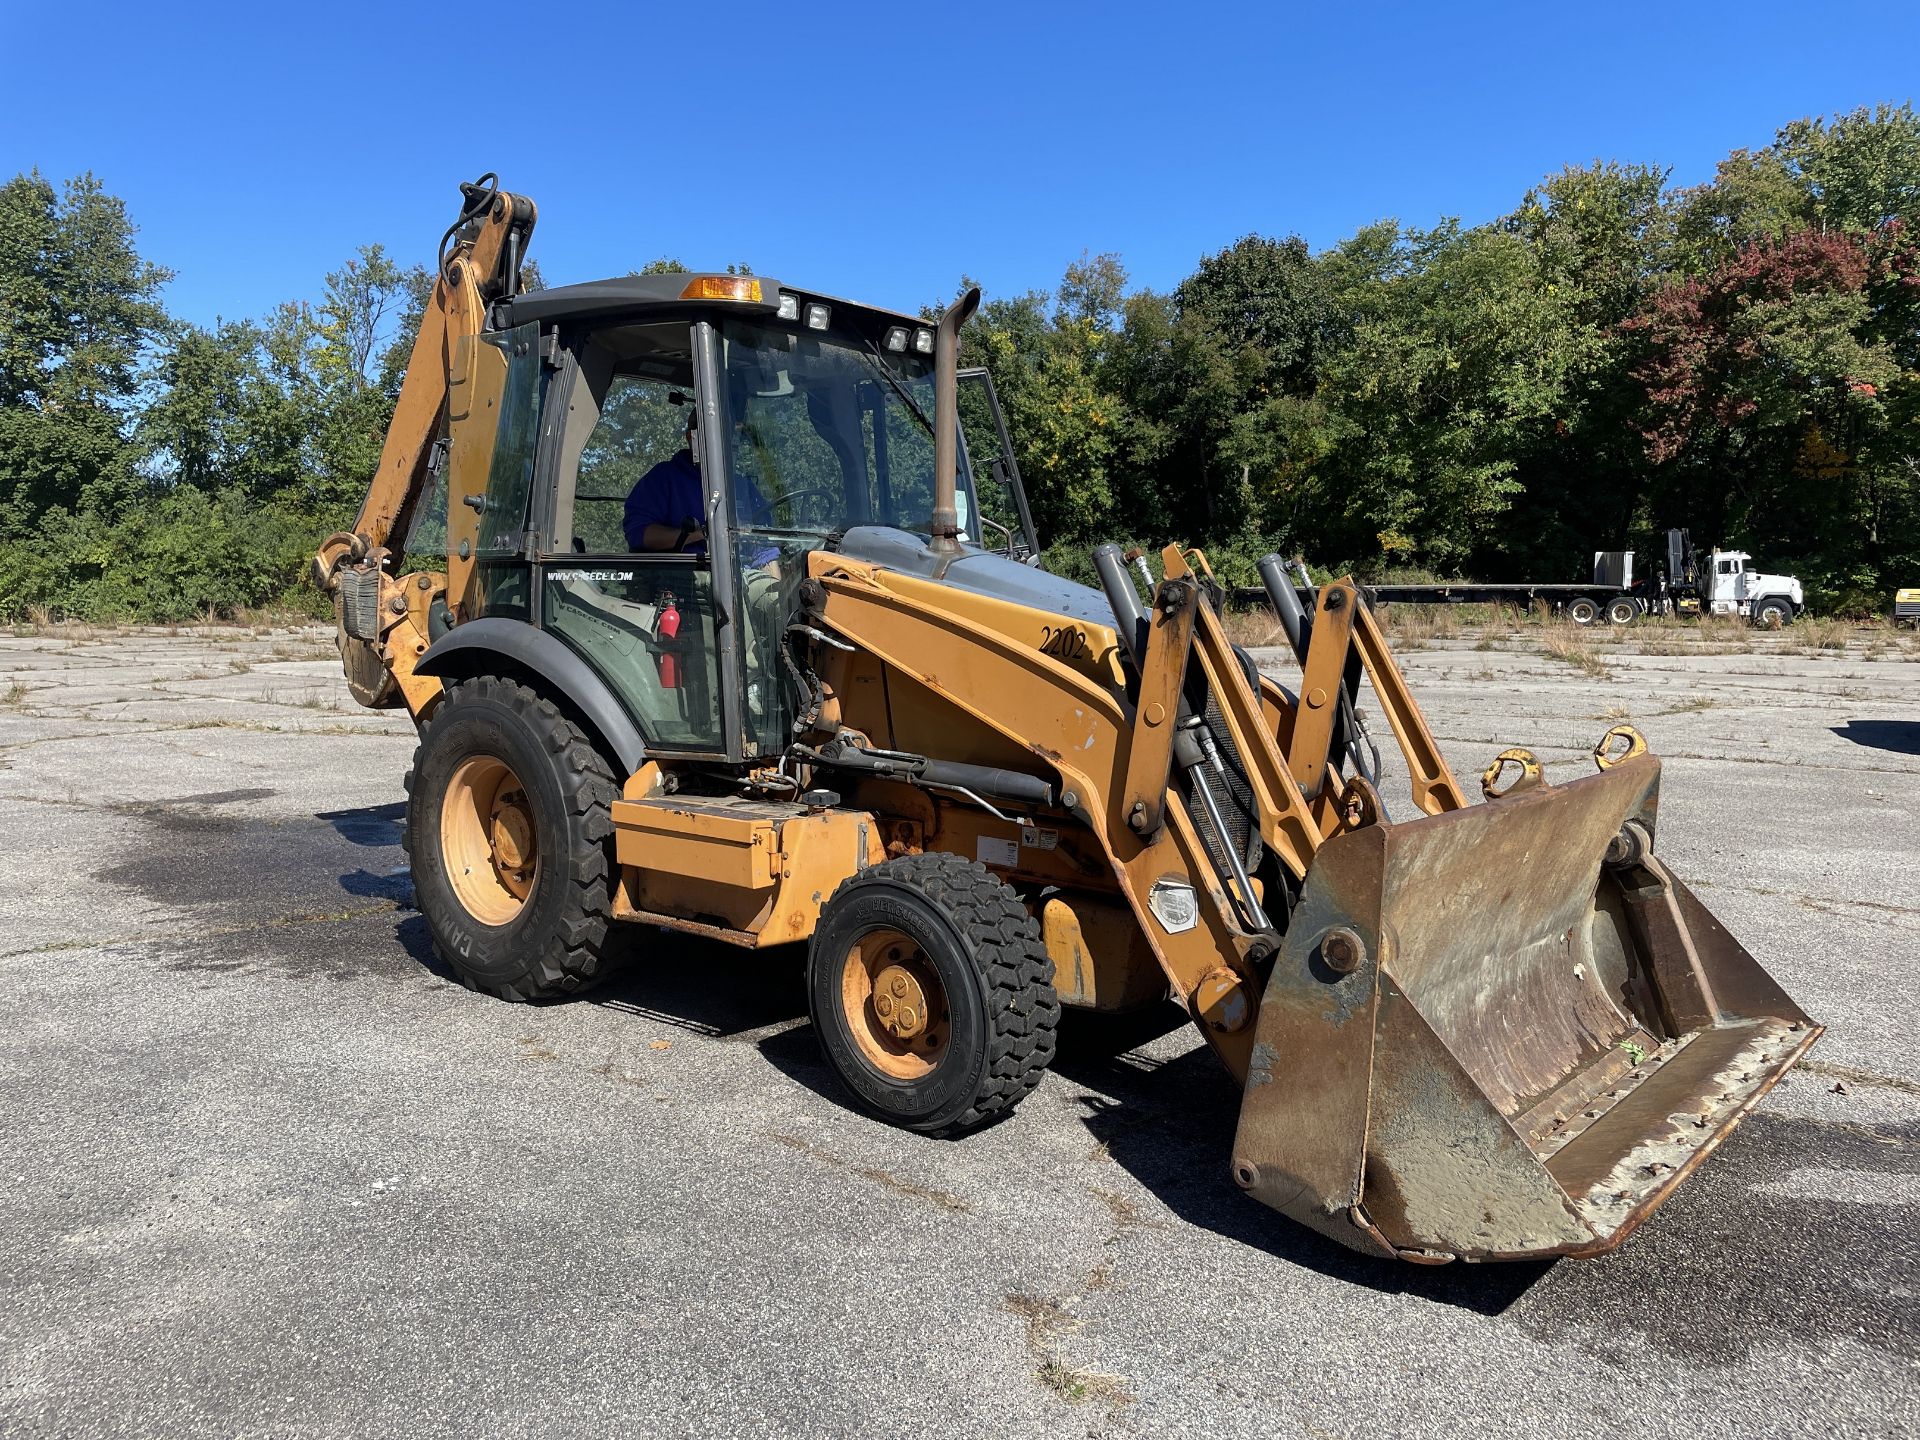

{"left": 808, "top": 852, "right": 1059, "bottom": 1136}
{"left": 1566, "top": 596, "right": 1601, "bottom": 626}
{"left": 404, "top": 676, "right": 623, "bottom": 1001}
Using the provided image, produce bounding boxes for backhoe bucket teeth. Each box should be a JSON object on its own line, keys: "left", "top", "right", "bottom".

{"left": 1231, "top": 753, "right": 1819, "bottom": 1262}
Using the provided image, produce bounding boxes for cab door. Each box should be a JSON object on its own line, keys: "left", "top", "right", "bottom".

{"left": 535, "top": 321, "right": 728, "bottom": 757}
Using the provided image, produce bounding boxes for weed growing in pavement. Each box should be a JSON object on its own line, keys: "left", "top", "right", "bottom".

{"left": 1656, "top": 695, "right": 1719, "bottom": 715}
{"left": 1793, "top": 617, "right": 1851, "bottom": 653}
{"left": 1540, "top": 629, "right": 1612, "bottom": 679}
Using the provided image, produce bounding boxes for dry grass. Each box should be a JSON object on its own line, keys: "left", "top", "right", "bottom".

{"left": 1693, "top": 614, "right": 1753, "bottom": 648}
{"left": 1540, "top": 628, "right": 1613, "bottom": 679}
{"left": 1656, "top": 695, "right": 1719, "bottom": 716}
{"left": 2, "top": 680, "right": 27, "bottom": 706}
{"left": 1005, "top": 1293, "right": 1134, "bottom": 1409}
{"left": 259, "top": 683, "right": 344, "bottom": 712}
{"left": 1379, "top": 604, "right": 1466, "bottom": 648}
{"left": 16, "top": 606, "right": 104, "bottom": 642}
{"left": 1792, "top": 617, "right": 1851, "bottom": 653}
{"left": 1635, "top": 632, "right": 1689, "bottom": 656}
{"left": 1219, "top": 607, "right": 1285, "bottom": 649}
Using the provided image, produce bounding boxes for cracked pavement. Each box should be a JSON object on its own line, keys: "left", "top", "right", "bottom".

{"left": 1, "top": 621, "right": 1916, "bottom": 1437}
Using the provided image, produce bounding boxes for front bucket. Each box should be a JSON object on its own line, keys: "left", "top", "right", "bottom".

{"left": 1231, "top": 753, "right": 1820, "bottom": 1262}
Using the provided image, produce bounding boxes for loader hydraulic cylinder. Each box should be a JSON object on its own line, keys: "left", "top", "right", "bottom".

{"left": 1094, "top": 542, "right": 1150, "bottom": 663}
{"left": 1258, "top": 553, "right": 1311, "bottom": 666}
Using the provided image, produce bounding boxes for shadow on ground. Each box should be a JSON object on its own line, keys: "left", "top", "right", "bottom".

{"left": 379, "top": 913, "right": 1919, "bottom": 1349}
{"left": 316, "top": 801, "right": 406, "bottom": 846}
{"left": 760, "top": 996, "right": 1547, "bottom": 1312}
{"left": 1050, "top": 1008, "right": 1920, "bottom": 1356}
{"left": 1832, "top": 720, "right": 1920, "bottom": 755}
{"left": 1046, "top": 1006, "right": 1553, "bottom": 1314}
{"left": 590, "top": 935, "right": 810, "bottom": 1038}
{"left": 1506, "top": 1108, "right": 1920, "bottom": 1366}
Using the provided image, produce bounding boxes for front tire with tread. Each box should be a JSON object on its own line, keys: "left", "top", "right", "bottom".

{"left": 809, "top": 852, "right": 1059, "bottom": 1136}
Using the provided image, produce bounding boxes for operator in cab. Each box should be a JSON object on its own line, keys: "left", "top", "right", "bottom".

{"left": 623, "top": 409, "right": 777, "bottom": 570}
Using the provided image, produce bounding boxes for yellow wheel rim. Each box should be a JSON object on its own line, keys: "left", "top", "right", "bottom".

{"left": 441, "top": 755, "right": 538, "bottom": 926}
{"left": 840, "top": 928, "right": 950, "bottom": 1081}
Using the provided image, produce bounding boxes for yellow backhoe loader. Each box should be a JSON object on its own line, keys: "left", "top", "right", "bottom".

{"left": 314, "top": 177, "right": 1820, "bottom": 1263}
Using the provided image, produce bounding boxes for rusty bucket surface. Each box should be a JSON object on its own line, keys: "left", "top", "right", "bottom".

{"left": 1232, "top": 753, "right": 1820, "bottom": 1262}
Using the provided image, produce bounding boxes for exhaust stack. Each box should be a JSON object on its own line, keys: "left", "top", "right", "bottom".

{"left": 930, "top": 287, "right": 981, "bottom": 554}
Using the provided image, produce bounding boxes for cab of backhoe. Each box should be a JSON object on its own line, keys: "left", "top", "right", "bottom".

{"left": 405, "top": 274, "right": 1039, "bottom": 765}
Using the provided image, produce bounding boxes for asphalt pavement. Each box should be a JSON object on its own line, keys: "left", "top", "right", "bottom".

{"left": 1, "top": 621, "right": 1915, "bottom": 1437}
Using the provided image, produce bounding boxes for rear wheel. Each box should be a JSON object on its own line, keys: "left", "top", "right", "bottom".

{"left": 1752, "top": 597, "right": 1793, "bottom": 629}
{"left": 1566, "top": 596, "right": 1601, "bottom": 626}
{"left": 808, "top": 852, "right": 1059, "bottom": 1136}
{"left": 404, "top": 676, "right": 623, "bottom": 1000}
{"left": 1605, "top": 597, "right": 1637, "bottom": 626}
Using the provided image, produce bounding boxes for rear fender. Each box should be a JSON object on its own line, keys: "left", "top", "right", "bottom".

{"left": 416, "top": 618, "right": 647, "bottom": 777}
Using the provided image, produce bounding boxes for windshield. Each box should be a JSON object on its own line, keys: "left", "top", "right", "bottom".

{"left": 719, "top": 317, "right": 976, "bottom": 542}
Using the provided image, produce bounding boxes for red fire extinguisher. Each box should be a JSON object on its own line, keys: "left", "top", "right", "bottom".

{"left": 656, "top": 591, "right": 680, "bottom": 689}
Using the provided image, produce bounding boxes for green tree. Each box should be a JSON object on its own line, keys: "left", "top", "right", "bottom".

{"left": 1777, "top": 102, "right": 1920, "bottom": 234}
{"left": 1624, "top": 228, "right": 1907, "bottom": 602}
{"left": 1311, "top": 220, "right": 1577, "bottom": 570}
{"left": 0, "top": 170, "right": 171, "bottom": 535}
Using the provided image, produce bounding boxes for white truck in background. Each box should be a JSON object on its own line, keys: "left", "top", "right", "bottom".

{"left": 1656, "top": 528, "right": 1805, "bottom": 628}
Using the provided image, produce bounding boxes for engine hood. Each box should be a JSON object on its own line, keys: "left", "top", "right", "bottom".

{"left": 832, "top": 526, "right": 1116, "bottom": 627}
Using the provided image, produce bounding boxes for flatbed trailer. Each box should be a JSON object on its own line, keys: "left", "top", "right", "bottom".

{"left": 1231, "top": 580, "right": 1640, "bottom": 625}
{"left": 1227, "top": 530, "right": 1807, "bottom": 628}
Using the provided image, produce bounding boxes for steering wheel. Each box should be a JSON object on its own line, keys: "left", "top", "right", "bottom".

{"left": 773, "top": 486, "right": 838, "bottom": 522}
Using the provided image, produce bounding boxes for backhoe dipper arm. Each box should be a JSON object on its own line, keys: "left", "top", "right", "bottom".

{"left": 314, "top": 176, "right": 536, "bottom": 580}
{"left": 312, "top": 175, "right": 535, "bottom": 717}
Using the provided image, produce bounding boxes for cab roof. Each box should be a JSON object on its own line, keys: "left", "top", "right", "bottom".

{"left": 503, "top": 273, "right": 926, "bottom": 332}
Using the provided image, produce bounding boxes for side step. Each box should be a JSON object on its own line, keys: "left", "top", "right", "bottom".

{"left": 609, "top": 793, "right": 884, "bottom": 945}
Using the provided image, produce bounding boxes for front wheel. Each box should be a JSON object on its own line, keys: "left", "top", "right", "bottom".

{"left": 404, "top": 676, "right": 624, "bottom": 1000}
{"left": 808, "top": 852, "right": 1059, "bottom": 1136}
{"left": 1752, "top": 597, "right": 1793, "bottom": 629}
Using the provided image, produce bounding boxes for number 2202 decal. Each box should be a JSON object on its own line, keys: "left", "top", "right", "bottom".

{"left": 1039, "top": 625, "right": 1088, "bottom": 661}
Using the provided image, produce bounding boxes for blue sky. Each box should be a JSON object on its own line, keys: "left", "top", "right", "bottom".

{"left": 6, "top": 0, "right": 1916, "bottom": 331}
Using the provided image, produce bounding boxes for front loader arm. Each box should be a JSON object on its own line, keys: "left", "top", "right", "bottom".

{"left": 312, "top": 176, "right": 536, "bottom": 715}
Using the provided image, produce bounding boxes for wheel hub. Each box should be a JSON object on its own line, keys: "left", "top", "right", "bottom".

{"left": 488, "top": 789, "right": 535, "bottom": 897}
{"left": 441, "top": 755, "right": 540, "bottom": 926}
{"left": 871, "top": 963, "right": 929, "bottom": 1040}
{"left": 840, "top": 931, "right": 950, "bottom": 1081}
